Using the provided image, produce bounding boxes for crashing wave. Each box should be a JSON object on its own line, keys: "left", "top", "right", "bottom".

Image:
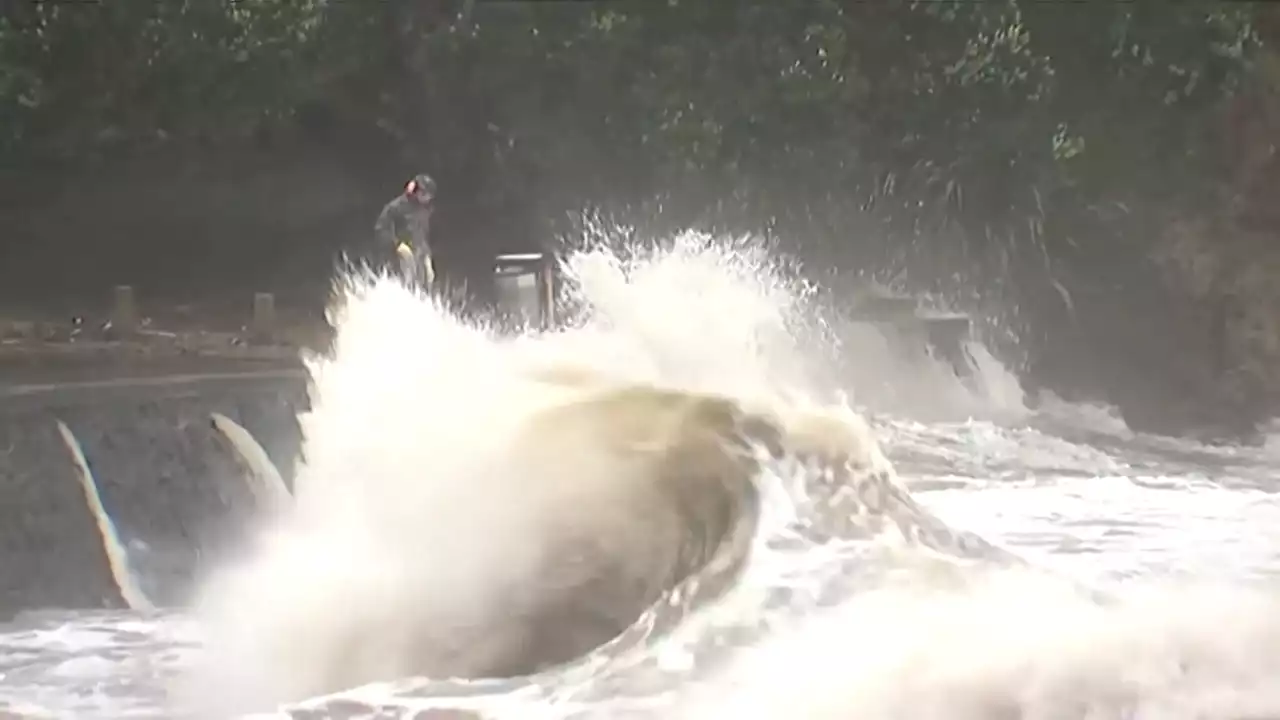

{"left": 184, "top": 233, "right": 1031, "bottom": 717}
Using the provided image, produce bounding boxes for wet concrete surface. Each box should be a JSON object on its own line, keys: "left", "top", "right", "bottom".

{"left": 0, "top": 353, "right": 309, "bottom": 618}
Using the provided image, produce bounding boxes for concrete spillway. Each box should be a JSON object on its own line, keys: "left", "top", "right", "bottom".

{"left": 0, "top": 361, "right": 308, "bottom": 618}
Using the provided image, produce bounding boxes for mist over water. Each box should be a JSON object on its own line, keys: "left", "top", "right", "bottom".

{"left": 7, "top": 227, "right": 1277, "bottom": 719}
{"left": 186, "top": 229, "right": 1280, "bottom": 719}
{"left": 186, "top": 230, "right": 857, "bottom": 715}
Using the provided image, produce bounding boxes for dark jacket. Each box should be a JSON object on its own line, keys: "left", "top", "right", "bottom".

{"left": 373, "top": 194, "right": 434, "bottom": 261}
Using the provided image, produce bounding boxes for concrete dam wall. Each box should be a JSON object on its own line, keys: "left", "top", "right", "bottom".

{"left": 0, "top": 366, "right": 309, "bottom": 618}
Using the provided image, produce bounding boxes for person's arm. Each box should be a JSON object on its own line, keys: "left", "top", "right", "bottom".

{"left": 418, "top": 211, "right": 436, "bottom": 285}
{"left": 373, "top": 201, "right": 399, "bottom": 250}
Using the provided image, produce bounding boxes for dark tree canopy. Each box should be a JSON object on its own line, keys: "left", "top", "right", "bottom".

{"left": 1, "top": 2, "right": 1259, "bottom": 230}
{"left": 3, "top": 0, "right": 1279, "bottom": 432}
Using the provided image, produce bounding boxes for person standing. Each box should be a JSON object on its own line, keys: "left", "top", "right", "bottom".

{"left": 373, "top": 173, "right": 438, "bottom": 289}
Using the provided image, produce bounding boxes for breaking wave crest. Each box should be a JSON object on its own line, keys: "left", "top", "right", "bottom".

{"left": 181, "top": 229, "right": 1280, "bottom": 720}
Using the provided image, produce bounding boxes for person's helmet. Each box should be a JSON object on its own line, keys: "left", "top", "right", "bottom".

{"left": 405, "top": 173, "right": 437, "bottom": 206}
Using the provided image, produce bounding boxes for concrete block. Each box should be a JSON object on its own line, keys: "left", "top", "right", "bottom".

{"left": 251, "top": 292, "right": 276, "bottom": 343}
{"left": 110, "top": 285, "right": 138, "bottom": 336}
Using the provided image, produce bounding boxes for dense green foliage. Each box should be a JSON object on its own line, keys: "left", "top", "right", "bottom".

{"left": 5, "top": 0, "right": 1280, "bottom": 430}
{"left": 0, "top": 0, "right": 1267, "bottom": 279}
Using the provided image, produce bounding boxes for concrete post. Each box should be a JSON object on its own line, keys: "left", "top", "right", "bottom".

{"left": 542, "top": 259, "right": 556, "bottom": 328}
{"left": 251, "top": 292, "right": 276, "bottom": 343}
{"left": 110, "top": 285, "right": 138, "bottom": 336}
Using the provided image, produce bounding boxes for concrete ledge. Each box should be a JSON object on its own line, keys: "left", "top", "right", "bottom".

{"left": 0, "top": 368, "right": 306, "bottom": 405}
{"left": 0, "top": 370, "right": 308, "bottom": 618}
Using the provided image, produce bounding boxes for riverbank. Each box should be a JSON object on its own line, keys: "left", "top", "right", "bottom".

{"left": 0, "top": 298, "right": 326, "bottom": 384}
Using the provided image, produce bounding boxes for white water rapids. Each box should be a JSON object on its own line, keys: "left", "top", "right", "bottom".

{"left": 4, "top": 230, "right": 1280, "bottom": 719}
